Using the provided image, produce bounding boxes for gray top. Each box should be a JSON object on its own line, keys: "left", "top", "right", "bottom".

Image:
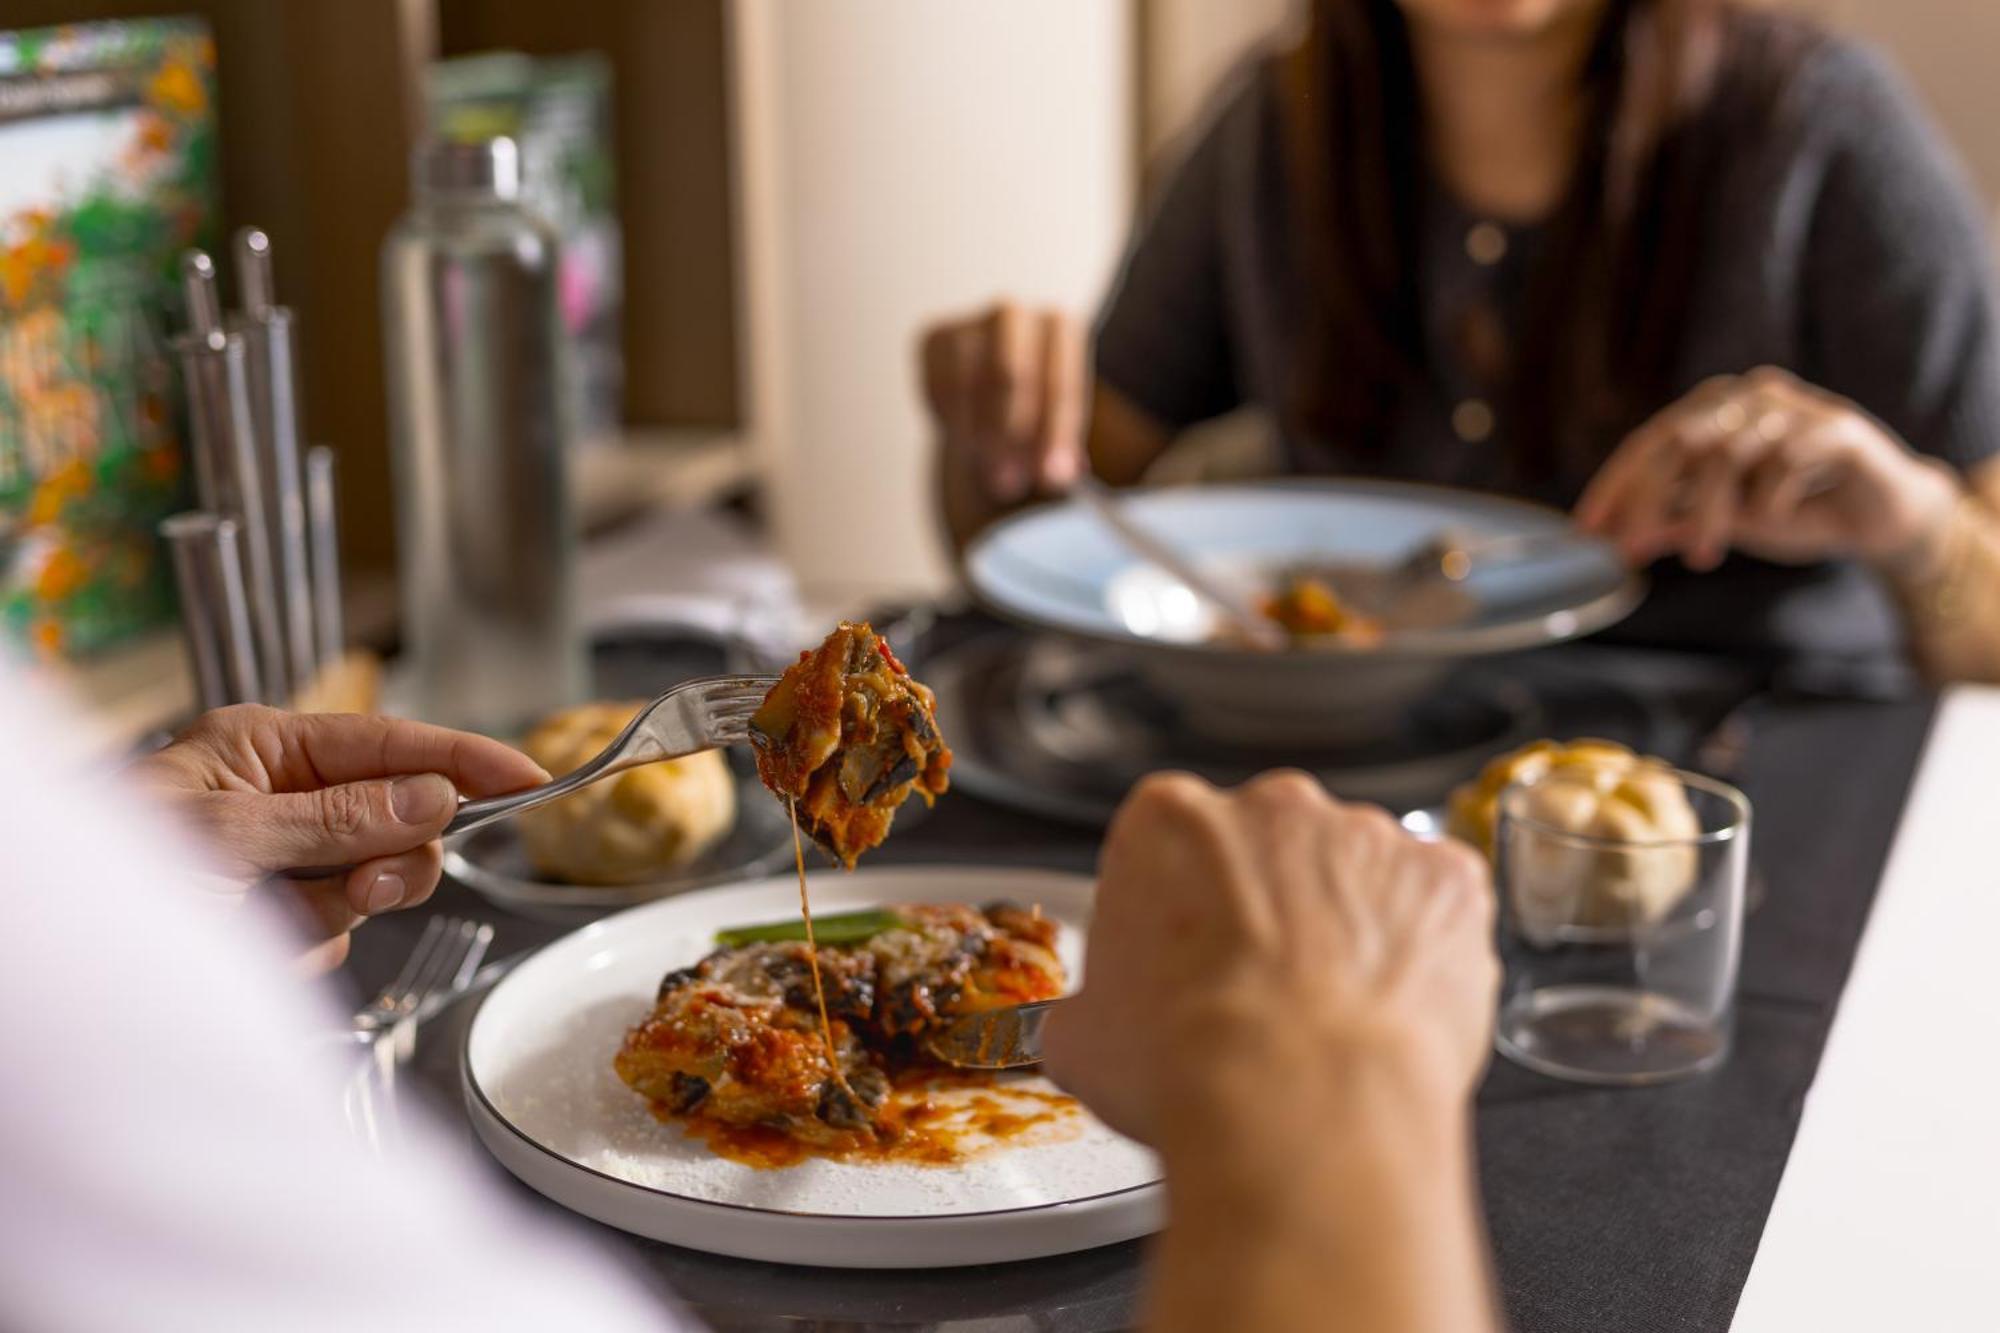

{"left": 1095, "top": 26, "right": 2000, "bottom": 693}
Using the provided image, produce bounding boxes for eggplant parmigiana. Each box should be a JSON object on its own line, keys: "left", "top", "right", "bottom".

{"left": 749, "top": 621, "right": 952, "bottom": 868}
{"left": 613, "top": 903, "right": 1066, "bottom": 1165}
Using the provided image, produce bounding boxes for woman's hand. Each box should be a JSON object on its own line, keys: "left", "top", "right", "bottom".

{"left": 1576, "top": 367, "right": 1961, "bottom": 574}
{"left": 920, "top": 301, "right": 1089, "bottom": 506}
{"left": 1043, "top": 770, "right": 1499, "bottom": 1148}
{"left": 129, "top": 706, "right": 547, "bottom": 970}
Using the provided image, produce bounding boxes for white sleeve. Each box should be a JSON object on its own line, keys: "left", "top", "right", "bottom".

{"left": 0, "top": 675, "right": 697, "bottom": 1333}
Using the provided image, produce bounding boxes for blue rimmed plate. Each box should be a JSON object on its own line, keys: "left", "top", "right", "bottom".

{"left": 964, "top": 480, "right": 1641, "bottom": 744}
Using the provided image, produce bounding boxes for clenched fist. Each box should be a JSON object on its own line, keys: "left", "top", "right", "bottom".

{"left": 1044, "top": 770, "right": 1499, "bottom": 1147}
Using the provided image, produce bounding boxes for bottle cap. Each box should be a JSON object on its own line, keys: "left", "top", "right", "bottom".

{"left": 412, "top": 136, "right": 521, "bottom": 201}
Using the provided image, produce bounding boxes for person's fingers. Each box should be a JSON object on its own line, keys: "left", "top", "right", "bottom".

{"left": 918, "top": 320, "right": 967, "bottom": 417}
{"left": 296, "top": 933, "right": 352, "bottom": 975}
{"left": 342, "top": 841, "right": 446, "bottom": 917}
{"left": 1607, "top": 436, "right": 1694, "bottom": 564}
{"left": 273, "top": 876, "right": 365, "bottom": 944}
{"left": 1431, "top": 837, "right": 1497, "bottom": 936}
{"left": 1741, "top": 430, "right": 1825, "bottom": 526}
{"left": 1681, "top": 439, "right": 1745, "bottom": 571}
{"left": 1577, "top": 376, "right": 1737, "bottom": 535}
{"left": 1321, "top": 802, "right": 1407, "bottom": 955}
{"left": 993, "top": 303, "right": 1041, "bottom": 447}
{"left": 976, "top": 303, "right": 1040, "bottom": 501}
{"left": 1234, "top": 770, "right": 1335, "bottom": 944}
{"left": 1577, "top": 404, "right": 1692, "bottom": 539}
{"left": 199, "top": 770, "right": 459, "bottom": 873}
{"left": 924, "top": 321, "right": 983, "bottom": 441}
{"left": 1574, "top": 433, "right": 1652, "bottom": 535}
{"left": 241, "top": 709, "right": 546, "bottom": 797}
{"left": 1035, "top": 310, "right": 1087, "bottom": 491}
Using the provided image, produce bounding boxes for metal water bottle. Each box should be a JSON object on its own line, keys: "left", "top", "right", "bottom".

{"left": 383, "top": 137, "right": 584, "bottom": 734}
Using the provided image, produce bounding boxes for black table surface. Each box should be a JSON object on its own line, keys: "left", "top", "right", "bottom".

{"left": 334, "top": 629, "right": 1935, "bottom": 1333}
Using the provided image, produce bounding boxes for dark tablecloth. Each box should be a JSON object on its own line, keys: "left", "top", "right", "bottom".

{"left": 336, "top": 631, "right": 1934, "bottom": 1333}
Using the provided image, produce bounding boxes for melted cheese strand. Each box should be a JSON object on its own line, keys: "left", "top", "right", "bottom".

{"left": 789, "top": 796, "right": 852, "bottom": 1097}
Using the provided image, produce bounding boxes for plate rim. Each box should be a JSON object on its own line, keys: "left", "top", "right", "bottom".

{"left": 965, "top": 477, "right": 1644, "bottom": 661}
{"left": 460, "top": 864, "right": 1165, "bottom": 1224}
{"left": 442, "top": 769, "right": 797, "bottom": 913}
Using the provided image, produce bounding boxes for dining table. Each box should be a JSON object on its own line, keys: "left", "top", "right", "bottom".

{"left": 332, "top": 610, "right": 2000, "bottom": 1333}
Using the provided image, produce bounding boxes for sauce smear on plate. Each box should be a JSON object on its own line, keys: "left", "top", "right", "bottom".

{"left": 668, "top": 1069, "right": 1080, "bottom": 1169}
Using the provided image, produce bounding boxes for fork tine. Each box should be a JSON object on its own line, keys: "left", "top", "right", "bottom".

{"left": 397, "top": 918, "right": 478, "bottom": 1017}
{"left": 449, "top": 922, "right": 495, "bottom": 991}
{"left": 689, "top": 673, "right": 779, "bottom": 696}
{"left": 370, "top": 916, "right": 447, "bottom": 1011}
{"left": 392, "top": 938, "right": 449, "bottom": 1018}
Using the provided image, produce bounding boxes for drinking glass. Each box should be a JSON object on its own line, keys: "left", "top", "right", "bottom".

{"left": 1493, "top": 764, "right": 1750, "bottom": 1085}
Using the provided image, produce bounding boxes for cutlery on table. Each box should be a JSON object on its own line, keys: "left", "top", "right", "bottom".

{"left": 923, "top": 998, "right": 1061, "bottom": 1071}
{"left": 1072, "top": 477, "right": 1288, "bottom": 651}
{"left": 351, "top": 915, "right": 494, "bottom": 1037}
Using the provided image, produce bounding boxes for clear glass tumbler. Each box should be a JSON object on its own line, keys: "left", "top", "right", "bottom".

{"left": 1493, "top": 764, "right": 1750, "bottom": 1085}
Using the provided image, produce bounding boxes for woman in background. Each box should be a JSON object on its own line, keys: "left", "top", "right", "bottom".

{"left": 925, "top": 0, "right": 2000, "bottom": 690}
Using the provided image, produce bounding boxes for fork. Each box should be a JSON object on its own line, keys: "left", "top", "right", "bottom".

{"left": 351, "top": 915, "right": 494, "bottom": 1036}
{"left": 922, "top": 998, "right": 1063, "bottom": 1070}
{"left": 443, "top": 674, "right": 779, "bottom": 839}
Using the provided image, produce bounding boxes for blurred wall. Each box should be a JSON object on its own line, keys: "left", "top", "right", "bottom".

{"left": 730, "top": 0, "right": 1135, "bottom": 601}
{"left": 438, "top": 0, "right": 740, "bottom": 429}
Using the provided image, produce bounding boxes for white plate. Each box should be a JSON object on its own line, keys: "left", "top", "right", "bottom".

{"left": 462, "top": 865, "right": 1163, "bottom": 1268}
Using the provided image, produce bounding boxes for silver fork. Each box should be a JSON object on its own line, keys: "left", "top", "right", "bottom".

{"left": 351, "top": 915, "right": 494, "bottom": 1036}
{"left": 443, "top": 673, "right": 778, "bottom": 839}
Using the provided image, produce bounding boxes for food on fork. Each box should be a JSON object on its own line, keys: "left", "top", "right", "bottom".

{"left": 515, "top": 700, "right": 737, "bottom": 885}
{"left": 613, "top": 902, "right": 1066, "bottom": 1164}
{"left": 749, "top": 621, "right": 952, "bottom": 868}
{"left": 1258, "top": 574, "right": 1385, "bottom": 645}
{"left": 1448, "top": 738, "right": 1701, "bottom": 938}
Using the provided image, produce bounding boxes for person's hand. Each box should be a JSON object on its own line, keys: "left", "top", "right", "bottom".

{"left": 129, "top": 706, "right": 547, "bottom": 970}
{"left": 1043, "top": 771, "right": 1499, "bottom": 1148}
{"left": 920, "top": 301, "right": 1088, "bottom": 506}
{"left": 1576, "top": 367, "right": 1961, "bottom": 573}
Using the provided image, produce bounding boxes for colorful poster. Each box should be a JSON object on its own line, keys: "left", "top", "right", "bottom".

{"left": 0, "top": 18, "right": 219, "bottom": 659}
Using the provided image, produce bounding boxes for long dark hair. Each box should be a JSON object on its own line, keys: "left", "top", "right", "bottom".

{"left": 1279, "top": 0, "right": 1811, "bottom": 491}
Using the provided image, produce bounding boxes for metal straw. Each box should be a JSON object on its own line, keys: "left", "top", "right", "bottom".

{"left": 176, "top": 251, "right": 287, "bottom": 701}
{"left": 160, "top": 512, "right": 263, "bottom": 708}
{"left": 305, "top": 445, "right": 344, "bottom": 670}
{"left": 232, "top": 228, "right": 317, "bottom": 695}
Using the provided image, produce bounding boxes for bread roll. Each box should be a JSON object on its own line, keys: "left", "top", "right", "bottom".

{"left": 517, "top": 701, "right": 737, "bottom": 885}
{"left": 1449, "top": 739, "right": 1700, "bottom": 941}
